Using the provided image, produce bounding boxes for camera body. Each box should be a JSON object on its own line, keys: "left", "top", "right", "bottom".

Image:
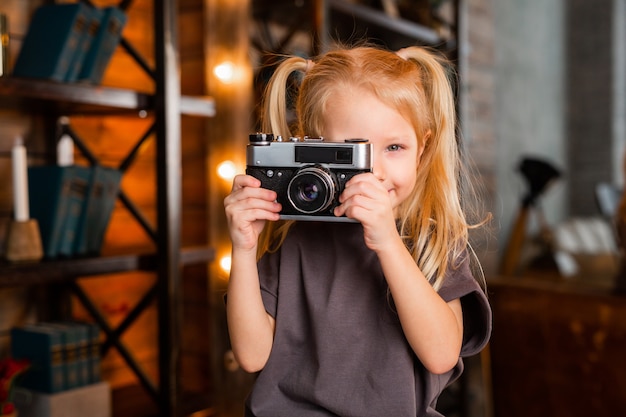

{"left": 246, "top": 133, "right": 373, "bottom": 222}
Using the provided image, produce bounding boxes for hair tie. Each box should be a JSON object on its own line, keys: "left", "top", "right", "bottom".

{"left": 396, "top": 48, "right": 410, "bottom": 60}
{"left": 305, "top": 59, "right": 315, "bottom": 72}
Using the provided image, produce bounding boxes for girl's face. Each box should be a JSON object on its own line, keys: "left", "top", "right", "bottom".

{"left": 323, "top": 88, "right": 425, "bottom": 210}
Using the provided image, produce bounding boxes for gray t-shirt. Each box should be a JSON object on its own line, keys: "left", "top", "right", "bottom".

{"left": 245, "top": 221, "right": 491, "bottom": 417}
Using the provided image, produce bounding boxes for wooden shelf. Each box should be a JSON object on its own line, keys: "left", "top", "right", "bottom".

{"left": 327, "top": 0, "right": 443, "bottom": 47}
{"left": 0, "top": 246, "right": 214, "bottom": 288}
{"left": 252, "top": 0, "right": 448, "bottom": 51}
{"left": 0, "top": 2, "right": 216, "bottom": 415}
{"left": 0, "top": 77, "right": 215, "bottom": 117}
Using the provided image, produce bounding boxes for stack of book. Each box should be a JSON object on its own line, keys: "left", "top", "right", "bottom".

{"left": 12, "top": 3, "right": 127, "bottom": 84}
{"left": 10, "top": 322, "right": 102, "bottom": 394}
{"left": 28, "top": 164, "right": 122, "bottom": 259}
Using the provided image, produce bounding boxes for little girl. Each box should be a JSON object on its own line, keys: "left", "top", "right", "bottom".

{"left": 224, "top": 45, "right": 492, "bottom": 417}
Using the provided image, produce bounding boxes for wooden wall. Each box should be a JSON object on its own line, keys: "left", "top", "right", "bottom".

{"left": 0, "top": 0, "right": 214, "bottom": 404}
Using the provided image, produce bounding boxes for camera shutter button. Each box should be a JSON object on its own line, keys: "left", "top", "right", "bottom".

{"left": 344, "top": 138, "right": 368, "bottom": 143}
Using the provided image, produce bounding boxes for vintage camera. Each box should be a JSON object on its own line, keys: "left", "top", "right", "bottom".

{"left": 246, "top": 133, "right": 373, "bottom": 222}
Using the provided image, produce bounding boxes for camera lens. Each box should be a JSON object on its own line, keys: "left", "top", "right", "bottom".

{"left": 287, "top": 167, "right": 337, "bottom": 214}
{"left": 299, "top": 183, "right": 319, "bottom": 202}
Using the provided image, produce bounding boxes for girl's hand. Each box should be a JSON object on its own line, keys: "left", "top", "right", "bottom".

{"left": 334, "top": 172, "right": 399, "bottom": 251}
{"left": 224, "top": 174, "right": 282, "bottom": 252}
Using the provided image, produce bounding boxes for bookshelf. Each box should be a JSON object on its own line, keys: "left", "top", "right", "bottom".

{"left": 0, "top": 247, "right": 213, "bottom": 288}
{"left": 0, "top": 1, "right": 215, "bottom": 416}
{"left": 252, "top": 0, "right": 457, "bottom": 54}
{"left": 0, "top": 76, "right": 215, "bottom": 116}
{"left": 320, "top": 0, "right": 450, "bottom": 50}
{"left": 251, "top": 0, "right": 460, "bottom": 123}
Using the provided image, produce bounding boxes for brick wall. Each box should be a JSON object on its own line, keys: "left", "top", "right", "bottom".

{"left": 567, "top": 0, "right": 615, "bottom": 216}
{"left": 462, "top": 0, "right": 498, "bottom": 275}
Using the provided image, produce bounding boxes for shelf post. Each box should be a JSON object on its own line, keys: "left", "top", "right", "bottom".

{"left": 154, "top": 0, "right": 183, "bottom": 415}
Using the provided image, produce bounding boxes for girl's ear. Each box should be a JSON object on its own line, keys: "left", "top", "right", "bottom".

{"left": 417, "top": 129, "right": 431, "bottom": 161}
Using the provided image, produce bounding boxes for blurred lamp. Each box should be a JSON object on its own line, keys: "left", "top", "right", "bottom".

{"left": 219, "top": 255, "right": 232, "bottom": 273}
{"left": 214, "top": 61, "right": 235, "bottom": 84}
{"left": 217, "top": 160, "right": 237, "bottom": 180}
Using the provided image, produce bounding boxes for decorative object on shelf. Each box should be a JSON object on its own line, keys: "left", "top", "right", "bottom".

{"left": 27, "top": 163, "right": 121, "bottom": 259}
{"left": 12, "top": 3, "right": 93, "bottom": 82}
{"left": 27, "top": 165, "right": 89, "bottom": 259}
{"left": 56, "top": 118, "right": 74, "bottom": 167}
{"left": 64, "top": 6, "right": 102, "bottom": 83}
{"left": 72, "top": 165, "right": 121, "bottom": 256}
{"left": 12, "top": 3, "right": 127, "bottom": 84}
{"left": 499, "top": 157, "right": 561, "bottom": 276}
{"left": 11, "top": 138, "right": 28, "bottom": 223}
{"left": 10, "top": 322, "right": 101, "bottom": 395}
{"left": 10, "top": 326, "right": 63, "bottom": 394}
{"left": 0, "top": 356, "right": 30, "bottom": 416}
{"left": 5, "top": 138, "right": 43, "bottom": 263}
{"left": 27, "top": 117, "right": 122, "bottom": 259}
{"left": 77, "top": 6, "right": 127, "bottom": 85}
{"left": 0, "top": 13, "right": 7, "bottom": 77}
{"left": 13, "top": 381, "right": 110, "bottom": 417}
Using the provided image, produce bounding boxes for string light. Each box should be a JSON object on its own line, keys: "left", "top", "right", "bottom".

{"left": 217, "top": 160, "right": 237, "bottom": 180}
{"left": 213, "top": 61, "right": 235, "bottom": 84}
{"left": 219, "top": 255, "right": 232, "bottom": 273}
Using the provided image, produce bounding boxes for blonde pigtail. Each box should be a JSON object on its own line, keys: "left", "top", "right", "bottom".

{"left": 396, "top": 47, "right": 467, "bottom": 290}
{"left": 257, "top": 56, "right": 310, "bottom": 259}
{"left": 261, "top": 56, "right": 311, "bottom": 137}
{"left": 396, "top": 47, "right": 457, "bottom": 158}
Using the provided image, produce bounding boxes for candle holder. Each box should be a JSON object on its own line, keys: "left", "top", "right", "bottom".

{"left": 5, "top": 219, "right": 43, "bottom": 262}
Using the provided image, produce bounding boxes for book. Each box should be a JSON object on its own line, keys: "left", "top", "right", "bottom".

{"left": 12, "top": 3, "right": 93, "bottom": 82}
{"left": 28, "top": 166, "right": 76, "bottom": 258}
{"left": 85, "top": 322, "right": 102, "bottom": 384}
{"left": 59, "top": 322, "right": 90, "bottom": 387}
{"left": 11, "top": 325, "right": 64, "bottom": 394}
{"left": 73, "top": 165, "right": 122, "bottom": 256}
{"left": 28, "top": 165, "right": 90, "bottom": 258}
{"left": 38, "top": 323, "right": 80, "bottom": 390}
{"left": 65, "top": 5, "right": 102, "bottom": 82}
{"left": 78, "top": 6, "right": 128, "bottom": 84}
{"left": 56, "top": 166, "right": 91, "bottom": 257}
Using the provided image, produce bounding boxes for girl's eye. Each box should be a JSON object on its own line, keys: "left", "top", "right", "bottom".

{"left": 387, "top": 144, "right": 402, "bottom": 152}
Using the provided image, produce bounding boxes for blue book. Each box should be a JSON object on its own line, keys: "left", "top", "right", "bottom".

{"left": 13, "top": 3, "right": 93, "bottom": 82}
{"left": 73, "top": 165, "right": 121, "bottom": 256}
{"left": 28, "top": 166, "right": 77, "bottom": 258}
{"left": 78, "top": 6, "right": 127, "bottom": 84}
{"left": 65, "top": 5, "right": 102, "bottom": 82}
{"left": 60, "top": 321, "right": 90, "bottom": 387}
{"left": 11, "top": 325, "right": 64, "bottom": 393}
{"left": 38, "top": 323, "right": 80, "bottom": 390}
{"left": 86, "top": 322, "right": 102, "bottom": 383}
{"left": 57, "top": 166, "right": 91, "bottom": 257}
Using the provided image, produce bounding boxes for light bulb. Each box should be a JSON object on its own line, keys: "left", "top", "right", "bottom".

{"left": 219, "top": 255, "right": 232, "bottom": 273}
{"left": 217, "top": 160, "right": 237, "bottom": 180}
{"left": 214, "top": 61, "right": 235, "bottom": 84}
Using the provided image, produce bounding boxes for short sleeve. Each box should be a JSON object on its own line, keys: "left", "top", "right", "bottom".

{"left": 257, "top": 249, "right": 281, "bottom": 318}
{"left": 437, "top": 255, "right": 492, "bottom": 357}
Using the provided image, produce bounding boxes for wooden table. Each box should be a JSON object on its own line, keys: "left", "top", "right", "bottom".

{"left": 488, "top": 275, "right": 626, "bottom": 417}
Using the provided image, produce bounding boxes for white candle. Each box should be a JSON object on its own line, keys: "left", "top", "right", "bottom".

{"left": 12, "top": 137, "right": 29, "bottom": 221}
{"left": 57, "top": 132, "right": 74, "bottom": 166}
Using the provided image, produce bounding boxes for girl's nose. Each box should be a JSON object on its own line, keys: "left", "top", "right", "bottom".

{"left": 372, "top": 164, "right": 385, "bottom": 181}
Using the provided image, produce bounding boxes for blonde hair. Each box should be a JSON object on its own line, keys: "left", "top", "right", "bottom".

{"left": 257, "top": 45, "right": 487, "bottom": 290}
